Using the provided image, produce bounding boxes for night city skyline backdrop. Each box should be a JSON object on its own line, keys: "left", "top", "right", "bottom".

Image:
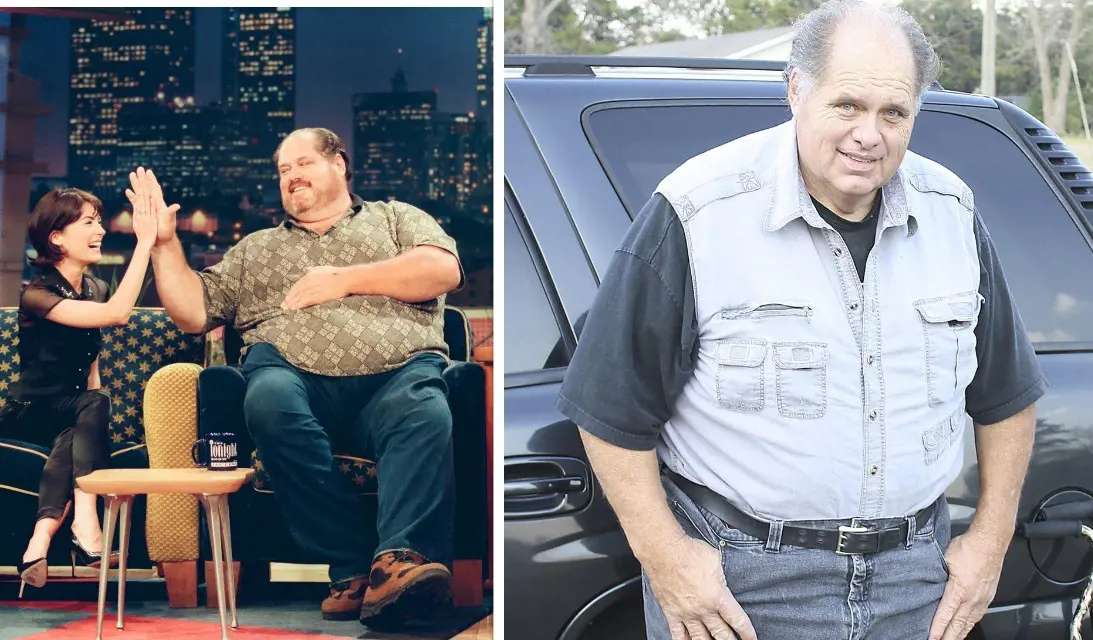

{"left": 17, "top": 7, "right": 484, "bottom": 180}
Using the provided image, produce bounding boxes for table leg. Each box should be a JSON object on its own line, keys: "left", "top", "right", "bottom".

{"left": 96, "top": 494, "right": 120, "bottom": 640}
{"left": 200, "top": 494, "right": 230, "bottom": 640}
{"left": 216, "top": 496, "right": 238, "bottom": 629}
{"left": 116, "top": 495, "right": 133, "bottom": 629}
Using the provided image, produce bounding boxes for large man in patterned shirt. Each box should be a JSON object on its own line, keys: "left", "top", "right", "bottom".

{"left": 143, "top": 127, "right": 464, "bottom": 626}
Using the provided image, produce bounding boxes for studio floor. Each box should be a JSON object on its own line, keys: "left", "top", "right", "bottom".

{"left": 0, "top": 580, "right": 492, "bottom": 640}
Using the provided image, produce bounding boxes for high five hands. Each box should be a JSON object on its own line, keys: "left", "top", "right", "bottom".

{"left": 124, "top": 167, "right": 181, "bottom": 246}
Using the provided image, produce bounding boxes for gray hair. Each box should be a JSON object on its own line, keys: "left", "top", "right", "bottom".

{"left": 783, "top": 0, "right": 941, "bottom": 109}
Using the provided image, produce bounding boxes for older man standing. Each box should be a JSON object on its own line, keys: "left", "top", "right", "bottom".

{"left": 140, "top": 127, "right": 464, "bottom": 626}
{"left": 556, "top": 2, "right": 1045, "bottom": 639}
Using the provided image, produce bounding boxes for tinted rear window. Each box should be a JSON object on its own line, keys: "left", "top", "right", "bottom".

{"left": 584, "top": 102, "right": 1093, "bottom": 345}
{"left": 505, "top": 203, "right": 568, "bottom": 372}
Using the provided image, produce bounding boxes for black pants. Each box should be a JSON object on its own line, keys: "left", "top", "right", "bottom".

{"left": 0, "top": 391, "right": 111, "bottom": 520}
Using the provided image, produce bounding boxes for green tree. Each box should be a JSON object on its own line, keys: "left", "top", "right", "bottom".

{"left": 658, "top": 0, "right": 820, "bottom": 35}
{"left": 994, "top": 7, "right": 1037, "bottom": 98}
{"left": 897, "top": 0, "right": 1038, "bottom": 96}
{"left": 506, "top": 0, "right": 688, "bottom": 53}
{"left": 1023, "top": 0, "right": 1089, "bottom": 134}
{"left": 900, "top": 0, "right": 982, "bottom": 92}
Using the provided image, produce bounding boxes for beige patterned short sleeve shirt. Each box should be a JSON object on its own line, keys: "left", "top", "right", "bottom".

{"left": 198, "top": 195, "right": 462, "bottom": 376}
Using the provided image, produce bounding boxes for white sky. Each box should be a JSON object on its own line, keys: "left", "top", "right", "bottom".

{"left": 616, "top": 0, "right": 1020, "bottom": 40}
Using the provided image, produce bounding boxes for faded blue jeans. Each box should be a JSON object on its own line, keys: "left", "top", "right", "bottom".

{"left": 644, "top": 474, "right": 950, "bottom": 639}
{"left": 239, "top": 342, "right": 455, "bottom": 585}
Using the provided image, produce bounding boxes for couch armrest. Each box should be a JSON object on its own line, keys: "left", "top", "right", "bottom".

{"left": 143, "top": 363, "right": 202, "bottom": 562}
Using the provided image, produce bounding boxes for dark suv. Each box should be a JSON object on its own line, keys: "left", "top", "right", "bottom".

{"left": 504, "top": 55, "right": 1093, "bottom": 640}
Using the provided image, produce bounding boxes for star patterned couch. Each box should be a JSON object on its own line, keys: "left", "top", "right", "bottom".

{"left": 0, "top": 308, "right": 207, "bottom": 580}
{"left": 0, "top": 304, "right": 489, "bottom": 609}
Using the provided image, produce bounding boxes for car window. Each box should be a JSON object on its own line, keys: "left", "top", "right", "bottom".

{"left": 909, "top": 111, "right": 1093, "bottom": 345}
{"left": 505, "top": 202, "right": 568, "bottom": 372}
{"left": 584, "top": 104, "right": 792, "bottom": 216}
{"left": 584, "top": 102, "right": 1093, "bottom": 345}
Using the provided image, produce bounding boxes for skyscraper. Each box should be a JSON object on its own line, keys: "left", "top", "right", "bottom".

{"left": 115, "top": 97, "right": 208, "bottom": 200}
{"left": 352, "top": 66, "right": 437, "bottom": 205}
{"left": 222, "top": 8, "right": 296, "bottom": 202}
{"left": 475, "top": 8, "right": 493, "bottom": 218}
{"left": 433, "top": 114, "right": 480, "bottom": 212}
{"left": 68, "top": 9, "right": 194, "bottom": 192}
{"left": 205, "top": 102, "right": 255, "bottom": 201}
{"left": 476, "top": 8, "right": 491, "bottom": 132}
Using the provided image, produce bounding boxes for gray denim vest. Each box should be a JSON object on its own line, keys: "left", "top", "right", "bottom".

{"left": 655, "top": 120, "right": 981, "bottom": 521}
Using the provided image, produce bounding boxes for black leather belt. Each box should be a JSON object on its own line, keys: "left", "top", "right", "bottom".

{"left": 665, "top": 469, "right": 935, "bottom": 555}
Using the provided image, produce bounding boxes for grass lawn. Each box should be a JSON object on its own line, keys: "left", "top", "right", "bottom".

{"left": 1062, "top": 135, "right": 1093, "bottom": 167}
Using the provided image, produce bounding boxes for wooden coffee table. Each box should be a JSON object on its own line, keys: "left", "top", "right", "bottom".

{"left": 77, "top": 468, "right": 254, "bottom": 640}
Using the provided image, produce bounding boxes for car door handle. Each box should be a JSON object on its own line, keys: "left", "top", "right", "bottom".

{"left": 505, "top": 456, "right": 592, "bottom": 518}
{"left": 505, "top": 476, "right": 584, "bottom": 498}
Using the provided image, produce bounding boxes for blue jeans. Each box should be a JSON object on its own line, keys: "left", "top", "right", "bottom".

{"left": 644, "top": 474, "right": 950, "bottom": 639}
{"left": 239, "top": 342, "right": 455, "bottom": 584}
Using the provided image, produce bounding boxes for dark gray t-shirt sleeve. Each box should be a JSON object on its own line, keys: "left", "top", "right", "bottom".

{"left": 556, "top": 194, "right": 698, "bottom": 450}
{"left": 965, "top": 211, "right": 1048, "bottom": 425}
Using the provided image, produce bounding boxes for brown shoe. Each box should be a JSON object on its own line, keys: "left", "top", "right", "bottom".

{"left": 359, "top": 550, "right": 452, "bottom": 627}
{"left": 322, "top": 577, "right": 369, "bottom": 621}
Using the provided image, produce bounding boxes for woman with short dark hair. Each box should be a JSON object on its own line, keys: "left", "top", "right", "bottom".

{"left": 2, "top": 169, "right": 171, "bottom": 595}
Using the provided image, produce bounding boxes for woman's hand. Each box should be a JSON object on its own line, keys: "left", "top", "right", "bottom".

{"left": 125, "top": 167, "right": 157, "bottom": 249}
{"left": 135, "top": 167, "right": 180, "bottom": 246}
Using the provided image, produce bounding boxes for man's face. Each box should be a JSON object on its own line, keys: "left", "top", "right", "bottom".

{"left": 277, "top": 133, "right": 345, "bottom": 218}
{"left": 790, "top": 19, "right": 918, "bottom": 206}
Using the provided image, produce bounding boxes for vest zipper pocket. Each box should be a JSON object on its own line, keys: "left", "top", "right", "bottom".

{"left": 722, "top": 301, "right": 812, "bottom": 322}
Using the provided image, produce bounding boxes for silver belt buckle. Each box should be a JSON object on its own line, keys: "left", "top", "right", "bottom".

{"left": 836, "top": 525, "right": 869, "bottom": 555}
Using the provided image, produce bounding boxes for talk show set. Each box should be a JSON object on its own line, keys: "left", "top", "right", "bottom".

{"left": 0, "top": 6, "right": 495, "bottom": 640}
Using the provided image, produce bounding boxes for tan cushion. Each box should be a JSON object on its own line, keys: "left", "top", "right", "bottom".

{"left": 143, "top": 363, "right": 202, "bottom": 562}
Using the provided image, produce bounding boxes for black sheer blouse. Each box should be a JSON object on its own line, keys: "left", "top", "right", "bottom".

{"left": 12, "top": 266, "right": 108, "bottom": 400}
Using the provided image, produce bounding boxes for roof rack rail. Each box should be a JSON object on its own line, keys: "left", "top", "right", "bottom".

{"left": 506, "top": 55, "right": 787, "bottom": 76}
{"left": 504, "top": 55, "right": 947, "bottom": 91}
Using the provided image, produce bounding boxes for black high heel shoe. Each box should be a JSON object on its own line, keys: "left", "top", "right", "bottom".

{"left": 17, "top": 557, "right": 47, "bottom": 598}
{"left": 71, "top": 536, "right": 117, "bottom": 569}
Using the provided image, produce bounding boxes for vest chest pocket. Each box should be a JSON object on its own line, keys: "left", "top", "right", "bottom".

{"left": 773, "top": 343, "right": 829, "bottom": 419}
{"left": 914, "top": 292, "right": 981, "bottom": 407}
{"left": 715, "top": 339, "right": 767, "bottom": 412}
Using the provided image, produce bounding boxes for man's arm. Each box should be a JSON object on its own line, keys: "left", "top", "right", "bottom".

{"left": 281, "top": 196, "right": 465, "bottom": 311}
{"left": 137, "top": 167, "right": 208, "bottom": 333}
{"left": 341, "top": 245, "right": 461, "bottom": 302}
{"left": 556, "top": 195, "right": 756, "bottom": 639}
{"left": 150, "top": 236, "right": 207, "bottom": 333}
{"left": 969, "top": 405, "right": 1036, "bottom": 547}
{"left": 281, "top": 245, "right": 461, "bottom": 310}
{"left": 579, "top": 431, "right": 687, "bottom": 560}
{"left": 928, "top": 405, "right": 1037, "bottom": 640}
